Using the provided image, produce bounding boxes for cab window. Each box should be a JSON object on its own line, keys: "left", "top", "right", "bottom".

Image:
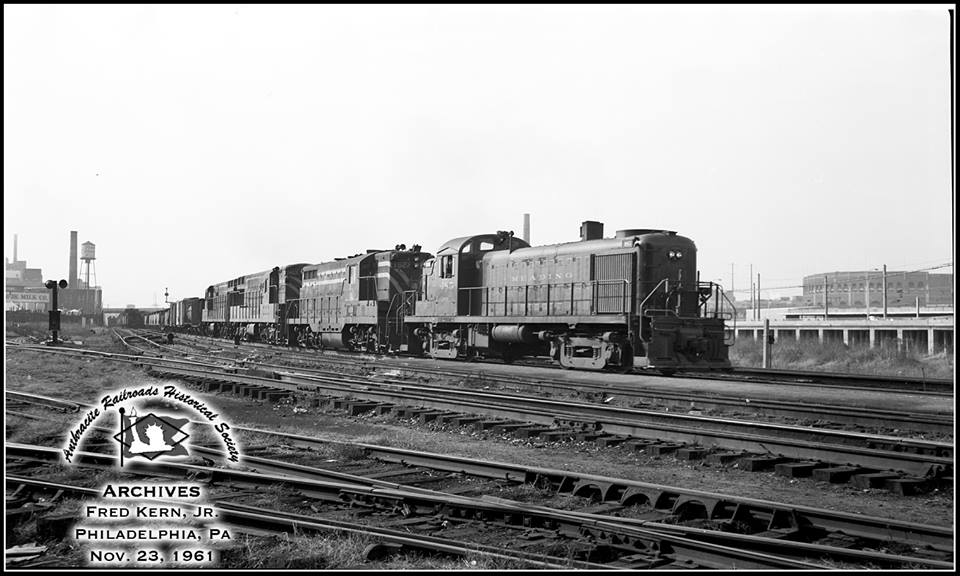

{"left": 440, "top": 255, "right": 454, "bottom": 278}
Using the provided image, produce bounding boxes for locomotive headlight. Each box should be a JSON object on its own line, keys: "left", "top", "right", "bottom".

{"left": 675, "top": 250, "right": 683, "bottom": 260}
{"left": 668, "top": 250, "right": 676, "bottom": 259}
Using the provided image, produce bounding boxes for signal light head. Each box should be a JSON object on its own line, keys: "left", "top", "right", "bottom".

{"left": 59, "top": 279, "right": 68, "bottom": 289}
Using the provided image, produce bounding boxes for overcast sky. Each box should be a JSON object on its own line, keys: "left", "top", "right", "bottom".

{"left": 4, "top": 5, "right": 953, "bottom": 308}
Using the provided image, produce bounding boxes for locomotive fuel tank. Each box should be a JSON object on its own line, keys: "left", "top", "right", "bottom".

{"left": 490, "top": 324, "right": 539, "bottom": 344}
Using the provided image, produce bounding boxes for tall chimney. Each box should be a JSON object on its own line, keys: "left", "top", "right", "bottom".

{"left": 13, "top": 234, "right": 17, "bottom": 262}
{"left": 522, "top": 213, "right": 530, "bottom": 244}
{"left": 69, "top": 231, "right": 78, "bottom": 288}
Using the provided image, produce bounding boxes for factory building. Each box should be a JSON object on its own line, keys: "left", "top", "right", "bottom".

{"left": 802, "top": 270, "right": 953, "bottom": 308}
{"left": 5, "top": 235, "right": 49, "bottom": 311}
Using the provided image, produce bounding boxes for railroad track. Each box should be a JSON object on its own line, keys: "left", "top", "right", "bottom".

{"left": 111, "top": 331, "right": 956, "bottom": 436}
{"left": 147, "top": 330, "right": 953, "bottom": 395}
{"left": 5, "top": 444, "right": 816, "bottom": 569}
{"left": 5, "top": 474, "right": 606, "bottom": 569}
{"left": 7, "top": 343, "right": 954, "bottom": 488}
{"left": 8, "top": 393, "right": 954, "bottom": 556}
{"left": 6, "top": 436, "right": 952, "bottom": 569}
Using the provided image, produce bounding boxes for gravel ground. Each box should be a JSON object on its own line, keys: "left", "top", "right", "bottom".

{"left": 4, "top": 333, "right": 954, "bottom": 569}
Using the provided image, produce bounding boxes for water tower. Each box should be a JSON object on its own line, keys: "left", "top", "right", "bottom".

{"left": 80, "top": 241, "right": 97, "bottom": 289}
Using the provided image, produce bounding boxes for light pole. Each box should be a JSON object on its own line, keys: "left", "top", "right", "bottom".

{"left": 44, "top": 279, "right": 68, "bottom": 345}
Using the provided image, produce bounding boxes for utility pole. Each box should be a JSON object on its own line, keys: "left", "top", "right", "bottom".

{"left": 762, "top": 318, "right": 771, "bottom": 368}
{"left": 882, "top": 264, "right": 888, "bottom": 318}
{"left": 865, "top": 271, "right": 870, "bottom": 317}
{"left": 824, "top": 275, "right": 829, "bottom": 319}
{"left": 749, "top": 264, "right": 754, "bottom": 320}
{"left": 730, "top": 263, "right": 735, "bottom": 300}
{"left": 756, "top": 273, "right": 760, "bottom": 320}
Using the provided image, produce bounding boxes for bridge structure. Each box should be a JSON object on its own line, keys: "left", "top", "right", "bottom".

{"left": 729, "top": 316, "right": 954, "bottom": 355}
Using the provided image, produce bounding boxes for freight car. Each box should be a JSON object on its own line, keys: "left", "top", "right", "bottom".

{"left": 403, "top": 223, "right": 732, "bottom": 371}
{"left": 169, "top": 297, "right": 203, "bottom": 333}
{"left": 143, "top": 308, "right": 169, "bottom": 328}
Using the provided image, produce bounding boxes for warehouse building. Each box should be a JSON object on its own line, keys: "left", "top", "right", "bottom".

{"left": 802, "top": 270, "right": 952, "bottom": 308}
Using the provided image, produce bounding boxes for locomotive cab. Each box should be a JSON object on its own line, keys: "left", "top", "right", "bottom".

{"left": 409, "top": 231, "right": 531, "bottom": 359}
{"left": 416, "top": 231, "right": 531, "bottom": 318}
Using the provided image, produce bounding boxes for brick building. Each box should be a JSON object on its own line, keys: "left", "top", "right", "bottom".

{"left": 802, "top": 271, "right": 952, "bottom": 308}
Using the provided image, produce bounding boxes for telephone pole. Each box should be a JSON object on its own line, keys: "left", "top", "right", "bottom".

{"left": 882, "top": 264, "right": 888, "bottom": 318}
{"left": 824, "top": 275, "right": 829, "bottom": 318}
{"left": 756, "top": 272, "right": 760, "bottom": 320}
{"left": 730, "top": 263, "right": 735, "bottom": 299}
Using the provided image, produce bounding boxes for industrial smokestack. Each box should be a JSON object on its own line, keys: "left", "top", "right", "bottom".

{"left": 522, "top": 213, "right": 530, "bottom": 244}
{"left": 13, "top": 234, "right": 17, "bottom": 262}
{"left": 69, "top": 231, "right": 78, "bottom": 288}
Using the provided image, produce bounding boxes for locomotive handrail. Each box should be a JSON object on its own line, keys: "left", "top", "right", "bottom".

{"left": 642, "top": 308, "right": 679, "bottom": 318}
{"left": 721, "top": 290, "right": 737, "bottom": 344}
{"left": 693, "top": 281, "right": 736, "bottom": 345}
{"left": 401, "top": 290, "right": 419, "bottom": 316}
{"left": 639, "top": 278, "right": 669, "bottom": 318}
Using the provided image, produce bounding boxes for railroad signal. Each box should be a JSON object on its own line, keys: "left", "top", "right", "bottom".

{"left": 44, "top": 279, "right": 68, "bottom": 345}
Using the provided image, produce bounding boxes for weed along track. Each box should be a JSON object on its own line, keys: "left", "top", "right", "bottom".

{"left": 5, "top": 330, "right": 954, "bottom": 569}
{"left": 6, "top": 436, "right": 953, "bottom": 569}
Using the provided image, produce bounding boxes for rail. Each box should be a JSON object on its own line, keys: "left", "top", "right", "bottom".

{"left": 14, "top": 443, "right": 943, "bottom": 569}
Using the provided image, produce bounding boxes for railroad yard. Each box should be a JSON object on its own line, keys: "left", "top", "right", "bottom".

{"left": 6, "top": 4, "right": 954, "bottom": 572}
{"left": 4, "top": 323, "right": 954, "bottom": 570}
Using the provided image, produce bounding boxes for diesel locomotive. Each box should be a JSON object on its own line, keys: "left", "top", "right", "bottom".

{"left": 165, "top": 221, "right": 733, "bottom": 372}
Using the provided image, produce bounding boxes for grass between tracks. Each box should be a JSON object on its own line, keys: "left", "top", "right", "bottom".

{"left": 729, "top": 338, "right": 953, "bottom": 379}
{"left": 224, "top": 532, "right": 542, "bottom": 570}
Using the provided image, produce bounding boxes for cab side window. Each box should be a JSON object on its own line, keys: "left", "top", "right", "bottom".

{"left": 440, "top": 255, "right": 454, "bottom": 278}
